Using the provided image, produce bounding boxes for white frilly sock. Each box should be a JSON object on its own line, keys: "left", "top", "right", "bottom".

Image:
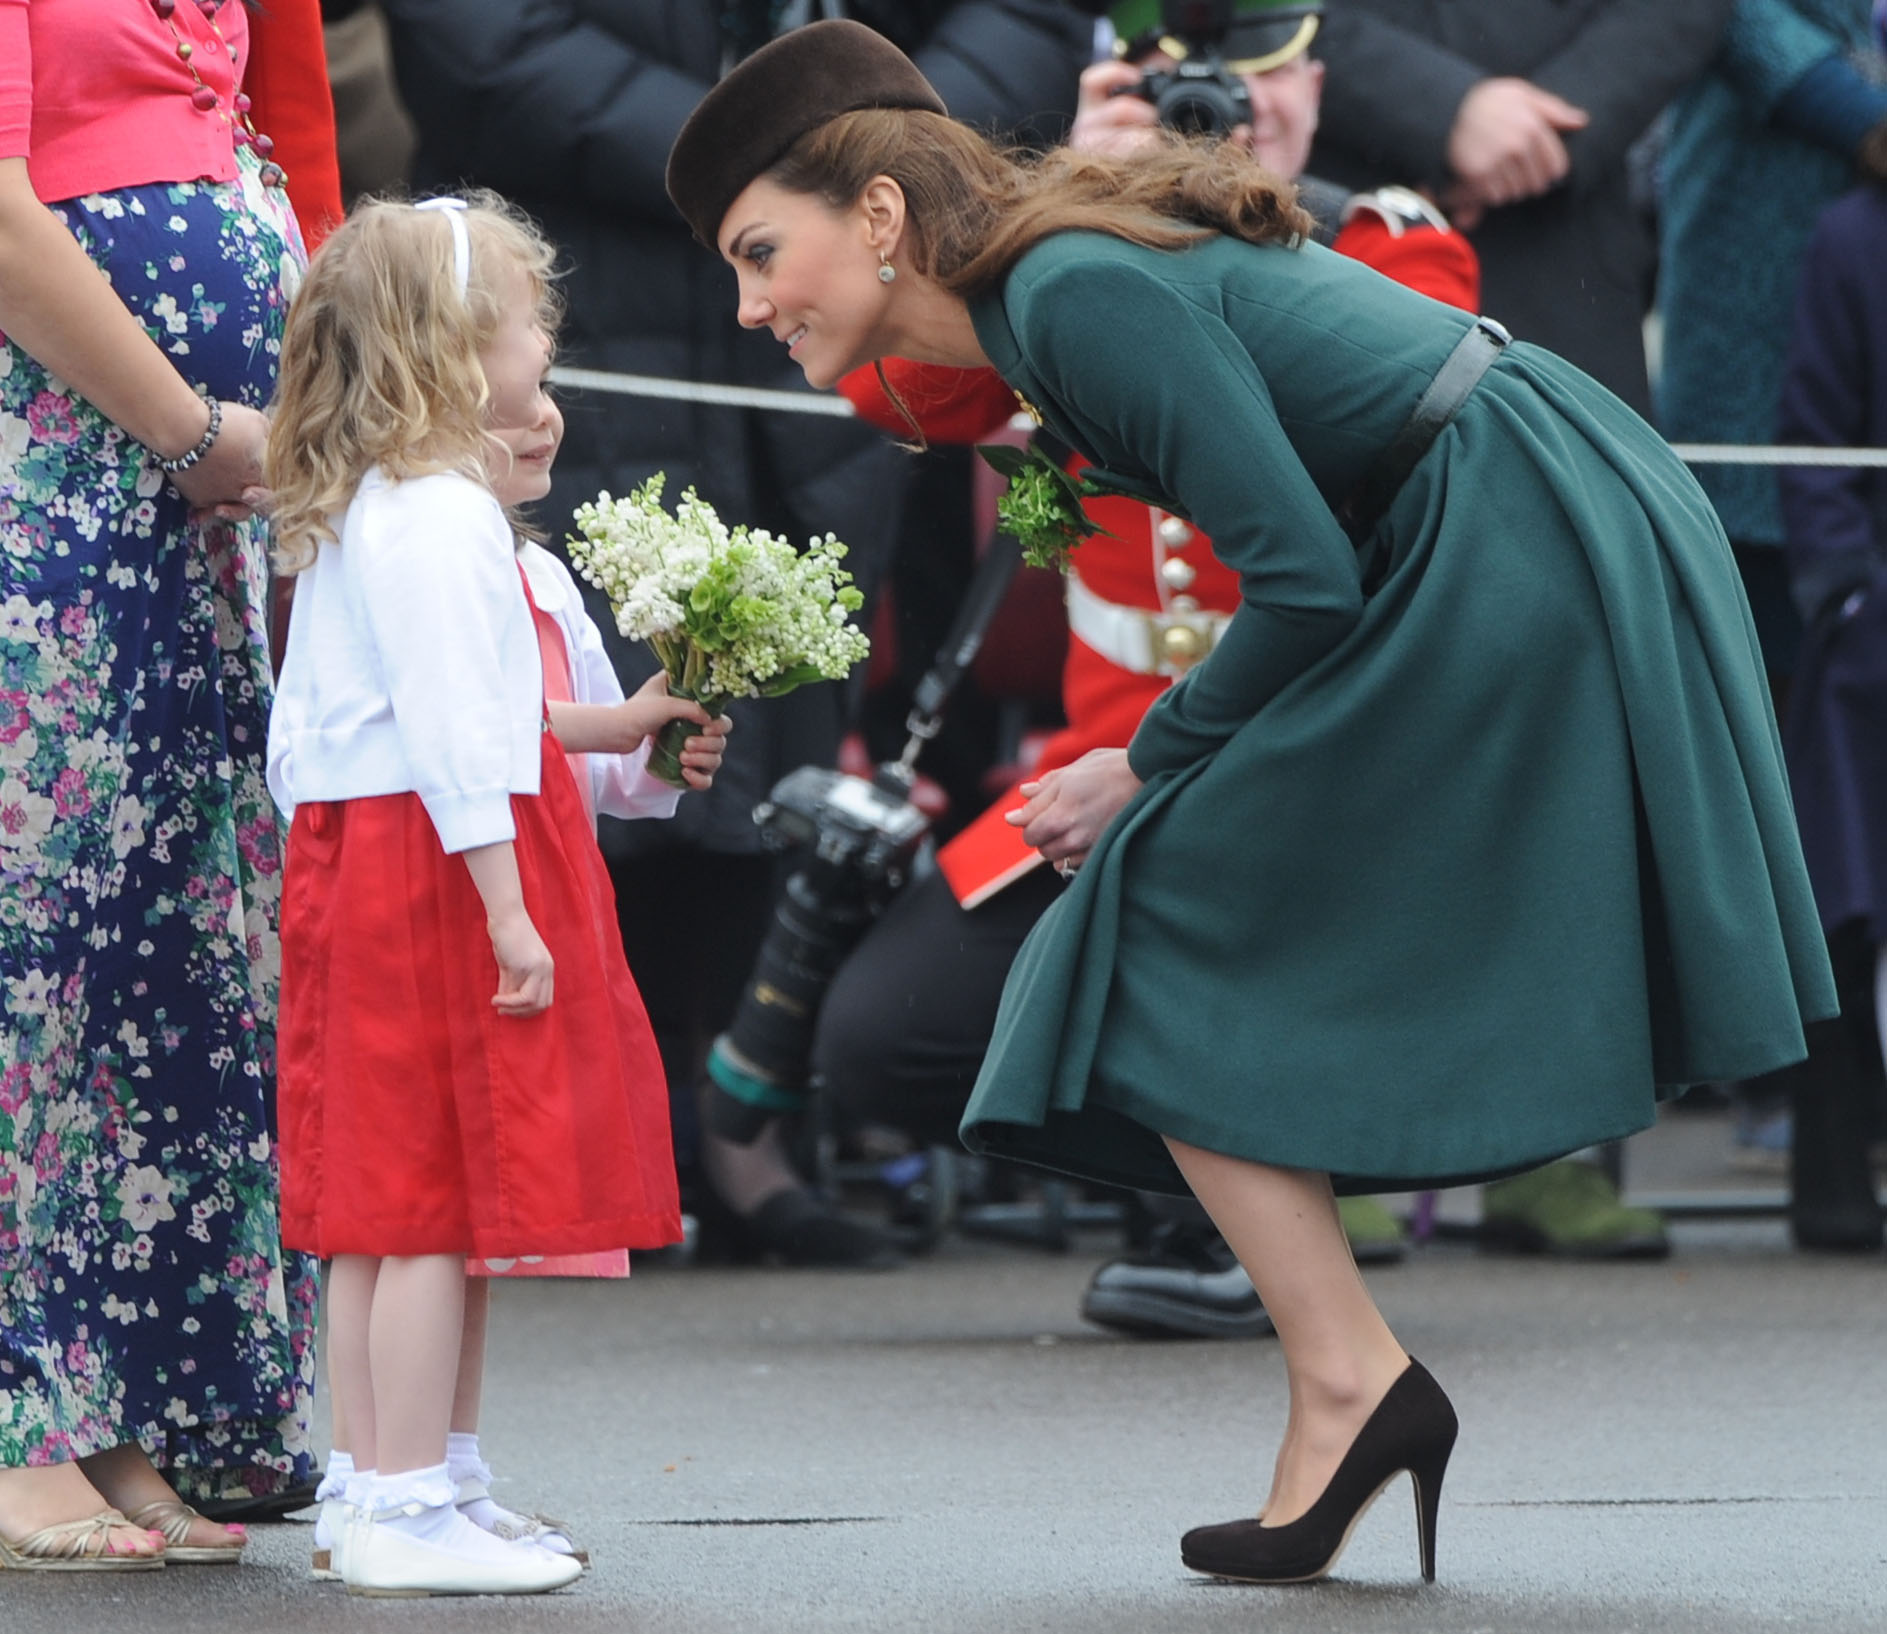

{"left": 315, "top": 1449, "right": 355, "bottom": 1502}
{"left": 313, "top": 1450, "right": 355, "bottom": 1550}
{"left": 361, "top": 1463, "right": 460, "bottom": 1546}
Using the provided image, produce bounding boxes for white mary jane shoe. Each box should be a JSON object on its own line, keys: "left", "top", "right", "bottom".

{"left": 310, "top": 1495, "right": 352, "bottom": 1582}
{"left": 343, "top": 1504, "right": 581, "bottom": 1598}
{"left": 455, "top": 1474, "right": 590, "bottom": 1569}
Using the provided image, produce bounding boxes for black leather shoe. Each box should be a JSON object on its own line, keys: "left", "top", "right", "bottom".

{"left": 191, "top": 1480, "right": 321, "bottom": 1524}
{"left": 1080, "top": 1227, "right": 1274, "bottom": 1339}
{"left": 695, "top": 1183, "right": 904, "bottom": 1270}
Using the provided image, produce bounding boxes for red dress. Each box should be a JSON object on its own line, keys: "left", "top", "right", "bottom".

{"left": 276, "top": 646, "right": 682, "bottom": 1261}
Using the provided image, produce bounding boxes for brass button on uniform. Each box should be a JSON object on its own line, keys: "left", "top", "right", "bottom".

{"left": 1160, "top": 555, "right": 1197, "bottom": 591}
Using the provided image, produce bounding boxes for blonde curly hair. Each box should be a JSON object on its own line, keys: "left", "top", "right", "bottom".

{"left": 266, "top": 190, "right": 562, "bottom": 574}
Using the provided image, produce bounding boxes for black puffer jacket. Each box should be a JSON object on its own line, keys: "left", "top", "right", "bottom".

{"left": 379, "top": 0, "right": 1090, "bottom": 853}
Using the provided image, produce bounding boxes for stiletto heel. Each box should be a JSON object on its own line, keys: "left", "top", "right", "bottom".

{"left": 1408, "top": 1436, "right": 1449, "bottom": 1583}
{"left": 1181, "top": 1357, "right": 1458, "bottom": 1585}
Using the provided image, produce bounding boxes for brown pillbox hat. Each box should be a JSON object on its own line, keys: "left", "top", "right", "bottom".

{"left": 665, "top": 19, "right": 948, "bottom": 248}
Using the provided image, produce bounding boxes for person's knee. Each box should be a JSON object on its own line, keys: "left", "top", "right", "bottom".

{"left": 810, "top": 954, "right": 910, "bottom": 1124}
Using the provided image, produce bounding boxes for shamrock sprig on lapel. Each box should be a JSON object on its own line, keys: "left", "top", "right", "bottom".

{"left": 975, "top": 441, "right": 1122, "bottom": 572}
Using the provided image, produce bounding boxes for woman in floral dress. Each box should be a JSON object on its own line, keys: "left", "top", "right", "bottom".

{"left": 0, "top": 0, "right": 324, "bottom": 1569}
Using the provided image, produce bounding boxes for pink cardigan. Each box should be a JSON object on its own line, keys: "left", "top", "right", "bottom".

{"left": 0, "top": 0, "right": 250, "bottom": 203}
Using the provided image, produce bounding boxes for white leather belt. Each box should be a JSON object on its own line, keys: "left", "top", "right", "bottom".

{"left": 1064, "top": 571, "right": 1231, "bottom": 676}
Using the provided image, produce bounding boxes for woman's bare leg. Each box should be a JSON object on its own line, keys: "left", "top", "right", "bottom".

{"left": 1164, "top": 1138, "right": 1409, "bottom": 1527}
{"left": 366, "top": 1254, "right": 465, "bottom": 1476}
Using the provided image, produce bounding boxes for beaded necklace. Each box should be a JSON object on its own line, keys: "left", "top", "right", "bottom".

{"left": 147, "top": 0, "right": 285, "bottom": 188}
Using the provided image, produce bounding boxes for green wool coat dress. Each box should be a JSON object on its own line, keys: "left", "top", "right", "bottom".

{"left": 957, "top": 229, "right": 1837, "bottom": 1198}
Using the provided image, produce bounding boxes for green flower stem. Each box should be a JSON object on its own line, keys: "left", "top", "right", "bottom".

{"left": 641, "top": 643, "right": 727, "bottom": 789}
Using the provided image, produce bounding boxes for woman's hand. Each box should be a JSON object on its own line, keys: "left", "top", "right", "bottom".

{"left": 1068, "top": 60, "right": 1164, "bottom": 157}
{"left": 168, "top": 400, "right": 272, "bottom": 517}
{"left": 1004, "top": 747, "right": 1143, "bottom": 873}
{"left": 672, "top": 712, "right": 733, "bottom": 791}
{"left": 487, "top": 905, "right": 554, "bottom": 1017}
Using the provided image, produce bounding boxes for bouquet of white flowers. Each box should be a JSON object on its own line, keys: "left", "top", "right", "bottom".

{"left": 566, "top": 475, "right": 871, "bottom": 788}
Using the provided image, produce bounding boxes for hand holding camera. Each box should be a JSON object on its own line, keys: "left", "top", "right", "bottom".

{"left": 1071, "top": 59, "right": 1166, "bottom": 155}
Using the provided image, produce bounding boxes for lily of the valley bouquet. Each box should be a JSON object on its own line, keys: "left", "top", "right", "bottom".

{"left": 566, "top": 475, "right": 870, "bottom": 788}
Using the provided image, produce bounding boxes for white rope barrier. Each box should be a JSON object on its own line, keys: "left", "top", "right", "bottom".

{"left": 549, "top": 365, "right": 1887, "bottom": 465}
{"left": 547, "top": 365, "right": 857, "bottom": 418}
{"left": 1667, "top": 443, "right": 1887, "bottom": 468}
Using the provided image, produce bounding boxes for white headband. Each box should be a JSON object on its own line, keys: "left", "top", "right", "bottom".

{"left": 416, "top": 197, "right": 470, "bottom": 297}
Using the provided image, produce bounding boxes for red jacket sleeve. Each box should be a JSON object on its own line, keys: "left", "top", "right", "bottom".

{"left": 1332, "top": 214, "right": 1480, "bottom": 312}
{"left": 837, "top": 357, "right": 1021, "bottom": 444}
{"left": 245, "top": 0, "right": 343, "bottom": 253}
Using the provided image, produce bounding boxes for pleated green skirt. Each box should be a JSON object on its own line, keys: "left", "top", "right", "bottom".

{"left": 961, "top": 345, "right": 1836, "bottom": 1196}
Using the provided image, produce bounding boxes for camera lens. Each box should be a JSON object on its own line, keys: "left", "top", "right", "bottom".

{"left": 1152, "top": 62, "right": 1250, "bottom": 135}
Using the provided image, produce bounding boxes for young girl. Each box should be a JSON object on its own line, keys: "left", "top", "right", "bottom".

{"left": 264, "top": 193, "right": 727, "bottom": 1598}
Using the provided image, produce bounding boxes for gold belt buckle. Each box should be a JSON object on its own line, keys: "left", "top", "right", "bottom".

{"left": 1145, "top": 608, "right": 1215, "bottom": 673}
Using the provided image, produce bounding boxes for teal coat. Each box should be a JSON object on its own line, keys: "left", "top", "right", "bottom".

{"left": 958, "top": 230, "right": 1837, "bottom": 1197}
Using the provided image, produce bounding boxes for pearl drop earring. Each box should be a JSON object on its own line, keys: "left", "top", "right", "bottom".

{"left": 878, "top": 251, "right": 897, "bottom": 285}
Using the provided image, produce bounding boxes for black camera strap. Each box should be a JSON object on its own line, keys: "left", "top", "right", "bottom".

{"left": 896, "top": 528, "right": 1025, "bottom": 772}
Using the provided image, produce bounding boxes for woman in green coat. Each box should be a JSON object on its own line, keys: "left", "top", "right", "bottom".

{"left": 665, "top": 19, "right": 1835, "bottom": 1588}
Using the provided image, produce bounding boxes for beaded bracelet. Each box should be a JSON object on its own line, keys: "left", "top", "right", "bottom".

{"left": 155, "top": 397, "right": 223, "bottom": 475}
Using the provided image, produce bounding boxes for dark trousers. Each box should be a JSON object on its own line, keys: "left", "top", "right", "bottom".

{"left": 1784, "top": 922, "right": 1886, "bottom": 1249}
{"left": 611, "top": 851, "right": 778, "bottom": 1174}
{"left": 811, "top": 863, "right": 1064, "bottom": 1148}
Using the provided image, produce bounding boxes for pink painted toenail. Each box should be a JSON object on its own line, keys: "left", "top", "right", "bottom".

{"left": 225, "top": 1523, "right": 247, "bottom": 1536}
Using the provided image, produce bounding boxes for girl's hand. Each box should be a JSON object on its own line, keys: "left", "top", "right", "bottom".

{"left": 169, "top": 400, "right": 270, "bottom": 515}
{"left": 486, "top": 905, "right": 551, "bottom": 1003}
{"left": 673, "top": 713, "right": 733, "bottom": 791}
{"left": 1004, "top": 747, "right": 1142, "bottom": 872}
{"left": 487, "top": 906, "right": 554, "bottom": 1016}
{"left": 619, "top": 671, "right": 717, "bottom": 750}
{"left": 546, "top": 674, "right": 718, "bottom": 756}
{"left": 461, "top": 841, "right": 549, "bottom": 1012}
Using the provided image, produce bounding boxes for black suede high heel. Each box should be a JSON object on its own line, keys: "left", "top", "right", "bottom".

{"left": 1180, "top": 1358, "right": 1457, "bottom": 1585}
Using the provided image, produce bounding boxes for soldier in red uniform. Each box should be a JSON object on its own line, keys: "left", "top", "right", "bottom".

{"left": 812, "top": 1, "right": 1477, "bottom": 1329}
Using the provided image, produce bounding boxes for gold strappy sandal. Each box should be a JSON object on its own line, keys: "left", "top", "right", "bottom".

{"left": 0, "top": 1508, "right": 166, "bottom": 1572}
{"left": 123, "top": 1499, "right": 246, "bottom": 1564}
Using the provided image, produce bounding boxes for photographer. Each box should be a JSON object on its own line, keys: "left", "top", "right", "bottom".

{"left": 800, "top": 0, "right": 1478, "bottom": 1328}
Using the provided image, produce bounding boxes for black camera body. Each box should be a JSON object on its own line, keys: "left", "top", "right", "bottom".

{"left": 1121, "top": 0, "right": 1253, "bottom": 135}
{"left": 704, "top": 764, "right": 931, "bottom": 1141}
{"left": 1130, "top": 56, "right": 1252, "bottom": 135}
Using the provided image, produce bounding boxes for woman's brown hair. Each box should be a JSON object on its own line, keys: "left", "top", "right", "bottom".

{"left": 767, "top": 107, "right": 1314, "bottom": 300}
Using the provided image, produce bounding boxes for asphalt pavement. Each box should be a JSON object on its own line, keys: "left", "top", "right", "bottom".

{"left": 7, "top": 1110, "right": 1884, "bottom": 1634}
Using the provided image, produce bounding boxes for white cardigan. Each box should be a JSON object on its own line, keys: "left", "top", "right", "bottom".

{"left": 516, "top": 541, "right": 680, "bottom": 824}
{"left": 267, "top": 468, "right": 545, "bottom": 854}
